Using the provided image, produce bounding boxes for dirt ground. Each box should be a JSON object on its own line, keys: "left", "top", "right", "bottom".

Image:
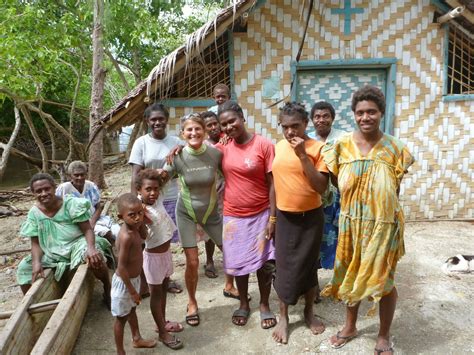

{"left": 1, "top": 165, "right": 473, "bottom": 354}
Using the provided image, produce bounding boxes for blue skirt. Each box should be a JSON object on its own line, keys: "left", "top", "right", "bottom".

{"left": 319, "top": 191, "right": 340, "bottom": 269}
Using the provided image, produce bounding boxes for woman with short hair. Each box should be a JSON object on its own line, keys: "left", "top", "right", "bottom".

{"left": 323, "top": 86, "right": 414, "bottom": 355}
{"left": 17, "top": 173, "right": 113, "bottom": 307}
{"left": 55, "top": 161, "right": 119, "bottom": 244}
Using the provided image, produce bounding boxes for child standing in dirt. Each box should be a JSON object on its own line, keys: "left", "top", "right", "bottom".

{"left": 136, "top": 169, "right": 183, "bottom": 350}
{"left": 112, "top": 193, "right": 156, "bottom": 354}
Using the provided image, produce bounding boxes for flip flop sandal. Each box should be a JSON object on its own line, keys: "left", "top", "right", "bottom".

{"left": 185, "top": 306, "right": 200, "bottom": 327}
{"left": 374, "top": 343, "right": 394, "bottom": 354}
{"left": 330, "top": 331, "right": 358, "bottom": 349}
{"left": 260, "top": 310, "right": 277, "bottom": 329}
{"left": 232, "top": 308, "right": 250, "bottom": 326}
{"left": 204, "top": 264, "right": 218, "bottom": 278}
{"left": 223, "top": 290, "right": 252, "bottom": 301}
{"left": 159, "top": 335, "right": 183, "bottom": 350}
{"left": 167, "top": 281, "right": 183, "bottom": 294}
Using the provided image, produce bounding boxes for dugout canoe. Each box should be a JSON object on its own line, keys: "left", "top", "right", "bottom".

{"left": 0, "top": 264, "right": 95, "bottom": 354}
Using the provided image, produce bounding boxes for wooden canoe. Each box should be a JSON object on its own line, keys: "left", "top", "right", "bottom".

{"left": 0, "top": 264, "right": 95, "bottom": 355}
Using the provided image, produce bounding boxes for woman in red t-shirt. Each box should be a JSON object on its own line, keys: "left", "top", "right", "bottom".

{"left": 216, "top": 101, "right": 277, "bottom": 329}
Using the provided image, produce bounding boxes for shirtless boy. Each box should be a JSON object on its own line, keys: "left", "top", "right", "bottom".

{"left": 112, "top": 193, "right": 156, "bottom": 354}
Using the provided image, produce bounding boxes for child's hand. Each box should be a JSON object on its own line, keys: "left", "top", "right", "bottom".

{"left": 131, "top": 292, "right": 141, "bottom": 305}
{"left": 142, "top": 204, "right": 153, "bottom": 225}
{"left": 156, "top": 169, "right": 169, "bottom": 182}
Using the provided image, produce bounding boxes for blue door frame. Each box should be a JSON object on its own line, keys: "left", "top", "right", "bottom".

{"left": 291, "top": 58, "right": 397, "bottom": 135}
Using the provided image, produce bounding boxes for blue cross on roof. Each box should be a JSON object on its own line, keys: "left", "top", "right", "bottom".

{"left": 331, "top": 0, "right": 364, "bottom": 35}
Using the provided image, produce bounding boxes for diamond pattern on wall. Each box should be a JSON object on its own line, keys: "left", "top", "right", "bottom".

{"left": 230, "top": 0, "right": 474, "bottom": 219}
{"left": 296, "top": 69, "right": 387, "bottom": 134}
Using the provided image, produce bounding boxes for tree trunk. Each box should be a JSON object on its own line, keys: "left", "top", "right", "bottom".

{"left": 61, "top": 58, "right": 83, "bottom": 162}
{"left": 124, "top": 48, "right": 144, "bottom": 160}
{"left": 21, "top": 106, "right": 49, "bottom": 173}
{"left": 132, "top": 48, "right": 142, "bottom": 85}
{"left": 0, "top": 106, "right": 21, "bottom": 181}
{"left": 88, "top": 0, "right": 106, "bottom": 188}
{"left": 125, "top": 118, "right": 142, "bottom": 160}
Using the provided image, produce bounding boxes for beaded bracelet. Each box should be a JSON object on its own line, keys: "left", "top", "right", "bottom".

{"left": 269, "top": 216, "right": 277, "bottom": 224}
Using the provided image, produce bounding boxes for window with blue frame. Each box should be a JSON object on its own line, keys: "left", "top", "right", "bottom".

{"left": 446, "top": 24, "right": 474, "bottom": 97}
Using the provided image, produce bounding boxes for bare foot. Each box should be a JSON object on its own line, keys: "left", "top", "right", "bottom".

{"left": 132, "top": 337, "right": 157, "bottom": 348}
{"left": 374, "top": 336, "right": 393, "bottom": 354}
{"left": 304, "top": 309, "right": 325, "bottom": 335}
{"left": 272, "top": 315, "right": 289, "bottom": 344}
{"left": 329, "top": 326, "right": 358, "bottom": 348}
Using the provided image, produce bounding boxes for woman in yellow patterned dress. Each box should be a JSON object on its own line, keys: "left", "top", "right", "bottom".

{"left": 322, "top": 86, "right": 414, "bottom": 355}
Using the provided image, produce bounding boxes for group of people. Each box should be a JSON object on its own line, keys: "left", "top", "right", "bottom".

{"left": 16, "top": 84, "right": 413, "bottom": 355}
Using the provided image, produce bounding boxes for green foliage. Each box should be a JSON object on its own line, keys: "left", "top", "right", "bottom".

{"left": 0, "top": 0, "right": 227, "bottom": 141}
{"left": 0, "top": 0, "right": 91, "bottom": 99}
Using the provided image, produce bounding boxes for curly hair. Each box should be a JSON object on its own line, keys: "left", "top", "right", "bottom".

{"left": 351, "top": 85, "right": 386, "bottom": 114}
{"left": 180, "top": 113, "right": 206, "bottom": 131}
{"left": 29, "top": 173, "right": 56, "bottom": 191}
{"left": 217, "top": 101, "right": 244, "bottom": 120}
{"left": 310, "top": 101, "right": 335, "bottom": 120}
{"left": 135, "top": 168, "right": 164, "bottom": 190}
{"left": 144, "top": 103, "right": 169, "bottom": 120}
{"left": 116, "top": 193, "right": 141, "bottom": 214}
{"left": 279, "top": 102, "right": 309, "bottom": 122}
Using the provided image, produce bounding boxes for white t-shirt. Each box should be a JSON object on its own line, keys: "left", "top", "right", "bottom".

{"left": 128, "top": 134, "right": 182, "bottom": 201}
{"left": 143, "top": 196, "right": 177, "bottom": 249}
{"left": 208, "top": 105, "right": 218, "bottom": 114}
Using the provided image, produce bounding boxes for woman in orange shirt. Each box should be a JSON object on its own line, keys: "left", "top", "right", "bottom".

{"left": 271, "top": 102, "right": 329, "bottom": 344}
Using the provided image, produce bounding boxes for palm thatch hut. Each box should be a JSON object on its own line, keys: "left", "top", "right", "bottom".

{"left": 102, "top": 0, "right": 474, "bottom": 220}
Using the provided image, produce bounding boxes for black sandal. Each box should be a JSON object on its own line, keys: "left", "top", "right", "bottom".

{"left": 185, "top": 306, "right": 200, "bottom": 326}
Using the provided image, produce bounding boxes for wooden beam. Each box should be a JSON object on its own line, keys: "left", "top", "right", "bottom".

{"left": 0, "top": 299, "right": 61, "bottom": 320}
{"left": 446, "top": 0, "right": 474, "bottom": 23}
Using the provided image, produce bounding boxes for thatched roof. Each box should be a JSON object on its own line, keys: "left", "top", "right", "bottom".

{"left": 440, "top": 0, "right": 474, "bottom": 31}
{"left": 102, "top": 0, "right": 256, "bottom": 131}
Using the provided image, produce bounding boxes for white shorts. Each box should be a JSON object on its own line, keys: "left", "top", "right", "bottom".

{"left": 143, "top": 249, "right": 173, "bottom": 285}
{"left": 111, "top": 274, "right": 140, "bottom": 317}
